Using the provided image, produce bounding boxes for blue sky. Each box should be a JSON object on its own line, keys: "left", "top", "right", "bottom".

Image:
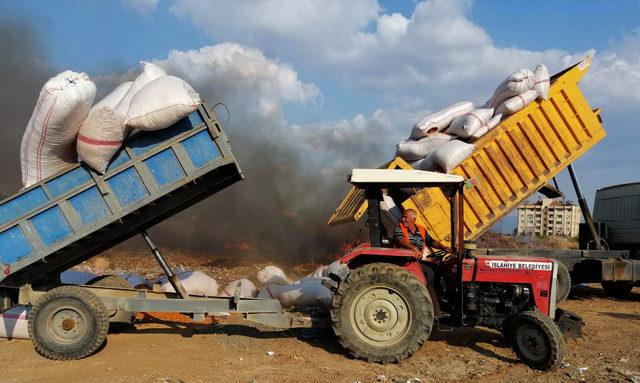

{"left": 9, "top": 0, "right": 639, "bottom": 127}
{"left": 3, "top": 0, "right": 640, "bottom": 236}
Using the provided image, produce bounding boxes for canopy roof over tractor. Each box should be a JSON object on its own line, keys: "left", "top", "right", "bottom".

{"left": 349, "top": 169, "right": 464, "bottom": 188}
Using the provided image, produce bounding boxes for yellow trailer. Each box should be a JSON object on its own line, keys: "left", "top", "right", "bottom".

{"left": 329, "top": 57, "right": 606, "bottom": 244}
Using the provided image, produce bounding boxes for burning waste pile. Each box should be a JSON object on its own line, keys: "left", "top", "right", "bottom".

{"left": 396, "top": 64, "right": 550, "bottom": 174}
{"left": 20, "top": 62, "right": 201, "bottom": 187}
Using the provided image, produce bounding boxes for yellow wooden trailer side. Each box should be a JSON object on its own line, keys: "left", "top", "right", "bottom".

{"left": 328, "top": 57, "right": 606, "bottom": 244}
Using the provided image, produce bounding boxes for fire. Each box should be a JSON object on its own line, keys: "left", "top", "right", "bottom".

{"left": 224, "top": 242, "right": 254, "bottom": 252}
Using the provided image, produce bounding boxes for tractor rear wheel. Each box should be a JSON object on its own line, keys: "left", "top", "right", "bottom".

{"left": 601, "top": 281, "right": 634, "bottom": 299}
{"left": 28, "top": 286, "right": 109, "bottom": 360}
{"left": 330, "top": 262, "right": 434, "bottom": 364}
{"left": 555, "top": 262, "right": 571, "bottom": 304}
{"left": 86, "top": 275, "right": 136, "bottom": 332}
{"left": 510, "top": 310, "right": 564, "bottom": 371}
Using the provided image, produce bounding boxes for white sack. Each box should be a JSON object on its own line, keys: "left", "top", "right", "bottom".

{"left": 324, "top": 260, "right": 348, "bottom": 278}
{"left": 432, "top": 140, "right": 476, "bottom": 173}
{"left": 485, "top": 114, "right": 502, "bottom": 130}
{"left": 126, "top": 76, "right": 201, "bottom": 131}
{"left": 533, "top": 64, "right": 550, "bottom": 100}
{"left": 446, "top": 108, "right": 494, "bottom": 138}
{"left": 484, "top": 69, "right": 535, "bottom": 109}
{"left": 20, "top": 71, "right": 96, "bottom": 187}
{"left": 495, "top": 89, "right": 539, "bottom": 117}
{"left": 380, "top": 189, "right": 402, "bottom": 232}
{"left": 119, "top": 272, "right": 148, "bottom": 288}
{"left": 258, "top": 283, "right": 332, "bottom": 308}
{"left": 257, "top": 285, "right": 276, "bottom": 299}
{"left": 310, "top": 265, "right": 328, "bottom": 278}
{"left": 114, "top": 61, "right": 166, "bottom": 116}
{"left": 77, "top": 82, "right": 132, "bottom": 173}
{"left": 410, "top": 155, "right": 437, "bottom": 171}
{"left": 221, "top": 278, "right": 258, "bottom": 298}
{"left": 469, "top": 114, "right": 502, "bottom": 141}
{"left": 160, "top": 270, "right": 218, "bottom": 297}
{"left": 60, "top": 270, "right": 98, "bottom": 285}
{"left": 0, "top": 306, "right": 30, "bottom": 339}
{"left": 257, "top": 265, "right": 291, "bottom": 286}
{"left": 395, "top": 133, "right": 454, "bottom": 161}
{"left": 410, "top": 102, "right": 474, "bottom": 139}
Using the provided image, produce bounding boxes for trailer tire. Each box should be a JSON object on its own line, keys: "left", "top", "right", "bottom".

{"left": 330, "top": 262, "right": 434, "bottom": 364}
{"left": 601, "top": 281, "right": 634, "bottom": 298}
{"left": 86, "top": 275, "right": 136, "bottom": 332}
{"left": 28, "top": 286, "right": 109, "bottom": 360}
{"left": 510, "top": 310, "right": 564, "bottom": 371}
{"left": 555, "top": 262, "right": 571, "bottom": 304}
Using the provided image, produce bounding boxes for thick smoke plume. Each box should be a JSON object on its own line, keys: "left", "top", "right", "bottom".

{"left": 0, "top": 21, "right": 382, "bottom": 264}
{"left": 0, "top": 16, "right": 53, "bottom": 198}
{"left": 93, "top": 46, "right": 388, "bottom": 264}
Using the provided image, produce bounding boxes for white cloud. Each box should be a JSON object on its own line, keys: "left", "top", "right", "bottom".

{"left": 153, "top": 43, "right": 321, "bottom": 124}
{"left": 580, "top": 32, "right": 640, "bottom": 109}
{"left": 169, "top": 0, "right": 640, "bottom": 113}
{"left": 119, "top": 0, "right": 159, "bottom": 17}
{"left": 171, "top": 0, "right": 380, "bottom": 62}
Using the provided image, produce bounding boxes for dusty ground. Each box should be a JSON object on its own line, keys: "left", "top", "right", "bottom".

{"left": 0, "top": 249, "right": 639, "bottom": 383}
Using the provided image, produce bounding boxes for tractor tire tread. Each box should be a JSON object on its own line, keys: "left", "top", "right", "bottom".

{"left": 510, "top": 310, "right": 565, "bottom": 371}
{"left": 330, "top": 262, "right": 433, "bottom": 364}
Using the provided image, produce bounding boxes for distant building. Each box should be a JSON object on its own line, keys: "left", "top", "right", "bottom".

{"left": 516, "top": 198, "right": 581, "bottom": 237}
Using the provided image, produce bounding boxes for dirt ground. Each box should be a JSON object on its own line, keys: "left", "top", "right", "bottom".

{"left": 1, "top": 250, "right": 639, "bottom": 383}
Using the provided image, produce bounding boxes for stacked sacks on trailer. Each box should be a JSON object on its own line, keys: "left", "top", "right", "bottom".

{"left": 20, "top": 71, "right": 96, "bottom": 187}
{"left": 383, "top": 63, "right": 551, "bottom": 225}
{"left": 393, "top": 63, "right": 552, "bottom": 174}
{"left": 77, "top": 61, "right": 201, "bottom": 174}
{"left": 19, "top": 62, "right": 203, "bottom": 186}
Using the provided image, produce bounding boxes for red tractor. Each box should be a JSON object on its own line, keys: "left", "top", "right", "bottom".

{"left": 326, "top": 169, "right": 582, "bottom": 371}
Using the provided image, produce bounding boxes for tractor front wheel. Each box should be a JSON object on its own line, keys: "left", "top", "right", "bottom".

{"left": 330, "top": 262, "right": 434, "bottom": 364}
{"left": 510, "top": 310, "right": 565, "bottom": 371}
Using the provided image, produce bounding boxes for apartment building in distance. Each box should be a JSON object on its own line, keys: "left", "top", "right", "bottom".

{"left": 516, "top": 198, "right": 581, "bottom": 237}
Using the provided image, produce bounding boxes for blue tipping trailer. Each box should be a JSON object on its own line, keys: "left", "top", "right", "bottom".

{"left": 0, "top": 104, "right": 241, "bottom": 288}
{"left": 0, "top": 103, "right": 304, "bottom": 360}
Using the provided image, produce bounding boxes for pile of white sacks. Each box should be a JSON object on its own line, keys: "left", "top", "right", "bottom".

{"left": 396, "top": 64, "right": 550, "bottom": 174}
{"left": 0, "top": 262, "right": 343, "bottom": 339}
{"left": 20, "top": 62, "right": 201, "bottom": 187}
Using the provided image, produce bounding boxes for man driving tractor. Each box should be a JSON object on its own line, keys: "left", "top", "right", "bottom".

{"left": 393, "top": 208, "right": 451, "bottom": 286}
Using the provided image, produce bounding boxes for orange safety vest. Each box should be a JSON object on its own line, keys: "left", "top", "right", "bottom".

{"left": 399, "top": 223, "right": 427, "bottom": 244}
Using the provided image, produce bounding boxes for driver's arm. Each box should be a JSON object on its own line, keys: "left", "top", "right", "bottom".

{"left": 428, "top": 235, "right": 452, "bottom": 253}
{"left": 393, "top": 228, "right": 420, "bottom": 255}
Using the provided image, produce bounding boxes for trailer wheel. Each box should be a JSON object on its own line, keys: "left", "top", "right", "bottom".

{"left": 330, "top": 262, "right": 434, "bottom": 364}
{"left": 601, "top": 281, "right": 634, "bottom": 298}
{"left": 510, "top": 310, "right": 564, "bottom": 371}
{"left": 556, "top": 262, "right": 571, "bottom": 304}
{"left": 28, "top": 286, "right": 109, "bottom": 360}
{"left": 86, "top": 275, "right": 136, "bottom": 332}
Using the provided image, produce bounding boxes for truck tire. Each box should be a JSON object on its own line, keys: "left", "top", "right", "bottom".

{"left": 330, "top": 262, "right": 434, "bottom": 364}
{"left": 555, "top": 262, "right": 571, "bottom": 304}
{"left": 86, "top": 275, "right": 136, "bottom": 332}
{"left": 510, "top": 310, "right": 564, "bottom": 371}
{"left": 601, "top": 281, "right": 634, "bottom": 298}
{"left": 28, "top": 286, "right": 109, "bottom": 360}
